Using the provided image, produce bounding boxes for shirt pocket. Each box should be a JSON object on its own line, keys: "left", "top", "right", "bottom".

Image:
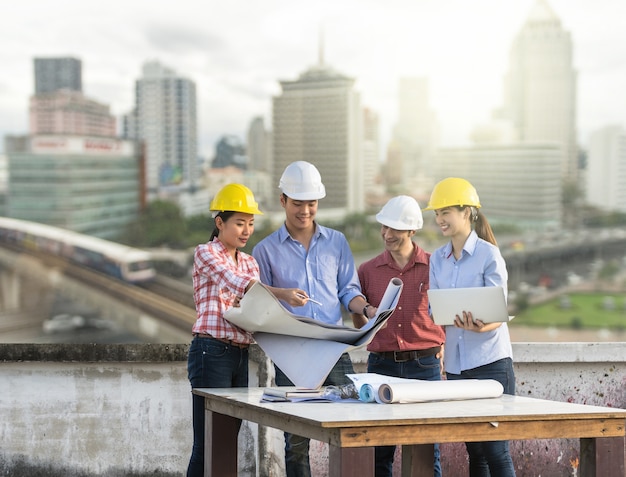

{"left": 315, "top": 255, "right": 338, "bottom": 281}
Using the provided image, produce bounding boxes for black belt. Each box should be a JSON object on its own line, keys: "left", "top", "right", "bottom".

{"left": 373, "top": 346, "right": 441, "bottom": 363}
{"left": 192, "top": 333, "right": 249, "bottom": 349}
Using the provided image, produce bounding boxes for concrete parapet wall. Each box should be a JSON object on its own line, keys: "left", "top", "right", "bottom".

{"left": 0, "top": 343, "right": 624, "bottom": 477}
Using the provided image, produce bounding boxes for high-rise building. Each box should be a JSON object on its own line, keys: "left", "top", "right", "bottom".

{"left": 247, "top": 116, "right": 271, "bottom": 173}
{"left": 362, "top": 108, "right": 382, "bottom": 207}
{"left": 5, "top": 58, "right": 140, "bottom": 236}
{"left": 272, "top": 60, "right": 363, "bottom": 213}
{"left": 5, "top": 135, "right": 143, "bottom": 239}
{"left": 0, "top": 154, "right": 7, "bottom": 215}
{"left": 586, "top": 126, "right": 626, "bottom": 213}
{"left": 498, "top": 0, "right": 577, "bottom": 182}
{"left": 126, "top": 61, "right": 198, "bottom": 199}
{"left": 390, "top": 77, "right": 439, "bottom": 191}
{"left": 29, "top": 90, "right": 116, "bottom": 137}
{"left": 34, "top": 57, "right": 82, "bottom": 94}
{"left": 212, "top": 135, "right": 247, "bottom": 169}
{"left": 434, "top": 143, "right": 563, "bottom": 230}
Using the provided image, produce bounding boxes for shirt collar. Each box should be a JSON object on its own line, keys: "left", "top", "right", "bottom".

{"left": 278, "top": 222, "right": 325, "bottom": 243}
{"left": 375, "top": 242, "right": 428, "bottom": 268}
{"left": 443, "top": 230, "right": 479, "bottom": 259}
{"left": 212, "top": 237, "right": 237, "bottom": 258}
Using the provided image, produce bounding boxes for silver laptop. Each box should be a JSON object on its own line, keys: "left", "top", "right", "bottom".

{"left": 427, "top": 286, "right": 514, "bottom": 326}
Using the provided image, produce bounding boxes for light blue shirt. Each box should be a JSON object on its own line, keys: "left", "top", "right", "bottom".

{"left": 429, "top": 230, "right": 513, "bottom": 374}
{"left": 252, "top": 223, "right": 364, "bottom": 326}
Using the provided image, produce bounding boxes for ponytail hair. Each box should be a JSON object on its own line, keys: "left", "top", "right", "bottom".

{"left": 472, "top": 208, "right": 497, "bottom": 246}
{"left": 210, "top": 211, "right": 236, "bottom": 241}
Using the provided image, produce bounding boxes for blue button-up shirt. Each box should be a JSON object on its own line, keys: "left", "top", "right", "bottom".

{"left": 429, "top": 230, "right": 513, "bottom": 374}
{"left": 252, "top": 223, "right": 364, "bottom": 326}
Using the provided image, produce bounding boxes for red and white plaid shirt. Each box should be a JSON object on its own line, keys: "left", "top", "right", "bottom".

{"left": 191, "top": 238, "right": 259, "bottom": 343}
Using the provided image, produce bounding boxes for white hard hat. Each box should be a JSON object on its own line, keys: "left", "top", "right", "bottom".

{"left": 279, "top": 161, "right": 326, "bottom": 200}
{"left": 376, "top": 195, "right": 424, "bottom": 230}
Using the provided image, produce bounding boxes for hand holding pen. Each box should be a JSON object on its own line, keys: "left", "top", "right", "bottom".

{"left": 296, "top": 292, "right": 322, "bottom": 306}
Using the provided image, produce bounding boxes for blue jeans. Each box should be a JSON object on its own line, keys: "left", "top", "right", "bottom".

{"left": 274, "top": 353, "right": 355, "bottom": 477}
{"left": 368, "top": 352, "right": 443, "bottom": 477}
{"left": 447, "top": 358, "right": 516, "bottom": 477}
{"left": 186, "top": 336, "right": 249, "bottom": 477}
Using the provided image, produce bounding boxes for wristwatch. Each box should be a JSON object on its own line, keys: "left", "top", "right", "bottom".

{"left": 363, "top": 304, "right": 372, "bottom": 317}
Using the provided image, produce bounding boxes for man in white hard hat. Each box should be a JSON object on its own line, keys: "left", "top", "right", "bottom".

{"left": 354, "top": 195, "right": 445, "bottom": 477}
{"left": 253, "top": 161, "right": 374, "bottom": 477}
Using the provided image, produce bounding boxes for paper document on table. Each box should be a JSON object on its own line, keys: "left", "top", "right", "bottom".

{"left": 225, "top": 278, "right": 403, "bottom": 389}
{"left": 346, "top": 373, "right": 504, "bottom": 404}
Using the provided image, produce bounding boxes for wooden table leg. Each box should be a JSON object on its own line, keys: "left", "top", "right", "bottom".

{"left": 328, "top": 445, "right": 374, "bottom": 477}
{"left": 204, "top": 410, "right": 240, "bottom": 477}
{"left": 401, "top": 444, "right": 434, "bottom": 477}
{"left": 580, "top": 436, "right": 625, "bottom": 477}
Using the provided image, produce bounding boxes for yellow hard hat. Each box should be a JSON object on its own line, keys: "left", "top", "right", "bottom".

{"left": 210, "top": 183, "right": 263, "bottom": 215}
{"left": 423, "top": 177, "right": 481, "bottom": 211}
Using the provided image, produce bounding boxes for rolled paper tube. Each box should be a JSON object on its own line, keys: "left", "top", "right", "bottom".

{"left": 359, "top": 384, "right": 376, "bottom": 402}
{"left": 378, "top": 379, "right": 504, "bottom": 404}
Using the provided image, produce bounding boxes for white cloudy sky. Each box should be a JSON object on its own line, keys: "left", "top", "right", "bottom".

{"left": 1, "top": 0, "right": 625, "bottom": 157}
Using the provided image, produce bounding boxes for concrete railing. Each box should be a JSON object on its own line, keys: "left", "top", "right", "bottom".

{"left": 1, "top": 342, "right": 624, "bottom": 477}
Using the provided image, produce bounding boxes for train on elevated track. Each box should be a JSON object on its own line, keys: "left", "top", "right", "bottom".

{"left": 0, "top": 217, "right": 156, "bottom": 283}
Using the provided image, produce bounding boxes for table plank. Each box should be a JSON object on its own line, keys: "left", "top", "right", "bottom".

{"left": 337, "top": 418, "right": 625, "bottom": 446}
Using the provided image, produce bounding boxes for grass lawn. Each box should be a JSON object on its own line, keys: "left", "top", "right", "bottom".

{"left": 512, "top": 292, "right": 626, "bottom": 330}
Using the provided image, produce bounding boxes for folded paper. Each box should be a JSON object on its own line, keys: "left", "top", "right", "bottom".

{"left": 225, "top": 278, "right": 403, "bottom": 389}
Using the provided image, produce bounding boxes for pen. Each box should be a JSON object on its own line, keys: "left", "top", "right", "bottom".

{"left": 296, "top": 293, "right": 322, "bottom": 306}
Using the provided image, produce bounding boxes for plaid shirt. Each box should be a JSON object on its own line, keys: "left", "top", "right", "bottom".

{"left": 191, "top": 238, "right": 259, "bottom": 343}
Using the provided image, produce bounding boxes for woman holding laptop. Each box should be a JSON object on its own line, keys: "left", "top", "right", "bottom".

{"left": 425, "top": 177, "right": 516, "bottom": 477}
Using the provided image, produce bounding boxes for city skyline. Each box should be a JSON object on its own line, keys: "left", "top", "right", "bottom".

{"left": 2, "top": 0, "right": 626, "bottom": 158}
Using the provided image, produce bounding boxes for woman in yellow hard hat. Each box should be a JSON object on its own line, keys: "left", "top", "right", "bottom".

{"left": 425, "top": 177, "right": 516, "bottom": 476}
{"left": 186, "top": 183, "right": 306, "bottom": 477}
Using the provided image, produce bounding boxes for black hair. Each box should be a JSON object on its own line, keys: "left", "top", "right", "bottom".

{"left": 210, "top": 211, "right": 237, "bottom": 241}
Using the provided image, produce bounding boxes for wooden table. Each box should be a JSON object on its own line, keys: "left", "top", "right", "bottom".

{"left": 193, "top": 387, "right": 626, "bottom": 477}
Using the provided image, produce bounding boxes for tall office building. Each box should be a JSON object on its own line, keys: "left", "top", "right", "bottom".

{"left": 586, "top": 126, "right": 626, "bottom": 213}
{"left": 34, "top": 57, "right": 82, "bottom": 94}
{"left": 127, "top": 61, "right": 198, "bottom": 199}
{"left": 0, "top": 154, "right": 7, "bottom": 215}
{"left": 212, "top": 135, "right": 247, "bottom": 169}
{"left": 247, "top": 116, "right": 271, "bottom": 173}
{"left": 434, "top": 143, "right": 563, "bottom": 230}
{"left": 498, "top": 0, "right": 577, "bottom": 181}
{"left": 29, "top": 90, "right": 116, "bottom": 137}
{"left": 5, "top": 135, "right": 142, "bottom": 239}
{"left": 362, "top": 108, "right": 382, "bottom": 207}
{"left": 390, "top": 77, "right": 439, "bottom": 191}
{"left": 272, "top": 60, "right": 363, "bottom": 212}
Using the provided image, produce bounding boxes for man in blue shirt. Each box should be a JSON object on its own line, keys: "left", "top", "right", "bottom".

{"left": 253, "top": 161, "right": 374, "bottom": 477}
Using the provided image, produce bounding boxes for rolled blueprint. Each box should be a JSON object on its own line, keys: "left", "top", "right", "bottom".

{"left": 359, "top": 383, "right": 385, "bottom": 403}
{"left": 378, "top": 379, "right": 504, "bottom": 404}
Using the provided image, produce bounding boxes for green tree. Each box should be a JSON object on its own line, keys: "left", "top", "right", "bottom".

{"left": 125, "top": 200, "right": 188, "bottom": 248}
{"left": 186, "top": 214, "right": 213, "bottom": 248}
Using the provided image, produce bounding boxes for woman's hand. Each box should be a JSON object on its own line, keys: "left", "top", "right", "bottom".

{"left": 454, "top": 311, "right": 501, "bottom": 332}
{"left": 454, "top": 311, "right": 485, "bottom": 331}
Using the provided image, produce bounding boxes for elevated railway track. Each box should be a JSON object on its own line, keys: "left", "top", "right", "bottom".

{"left": 0, "top": 245, "right": 196, "bottom": 338}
